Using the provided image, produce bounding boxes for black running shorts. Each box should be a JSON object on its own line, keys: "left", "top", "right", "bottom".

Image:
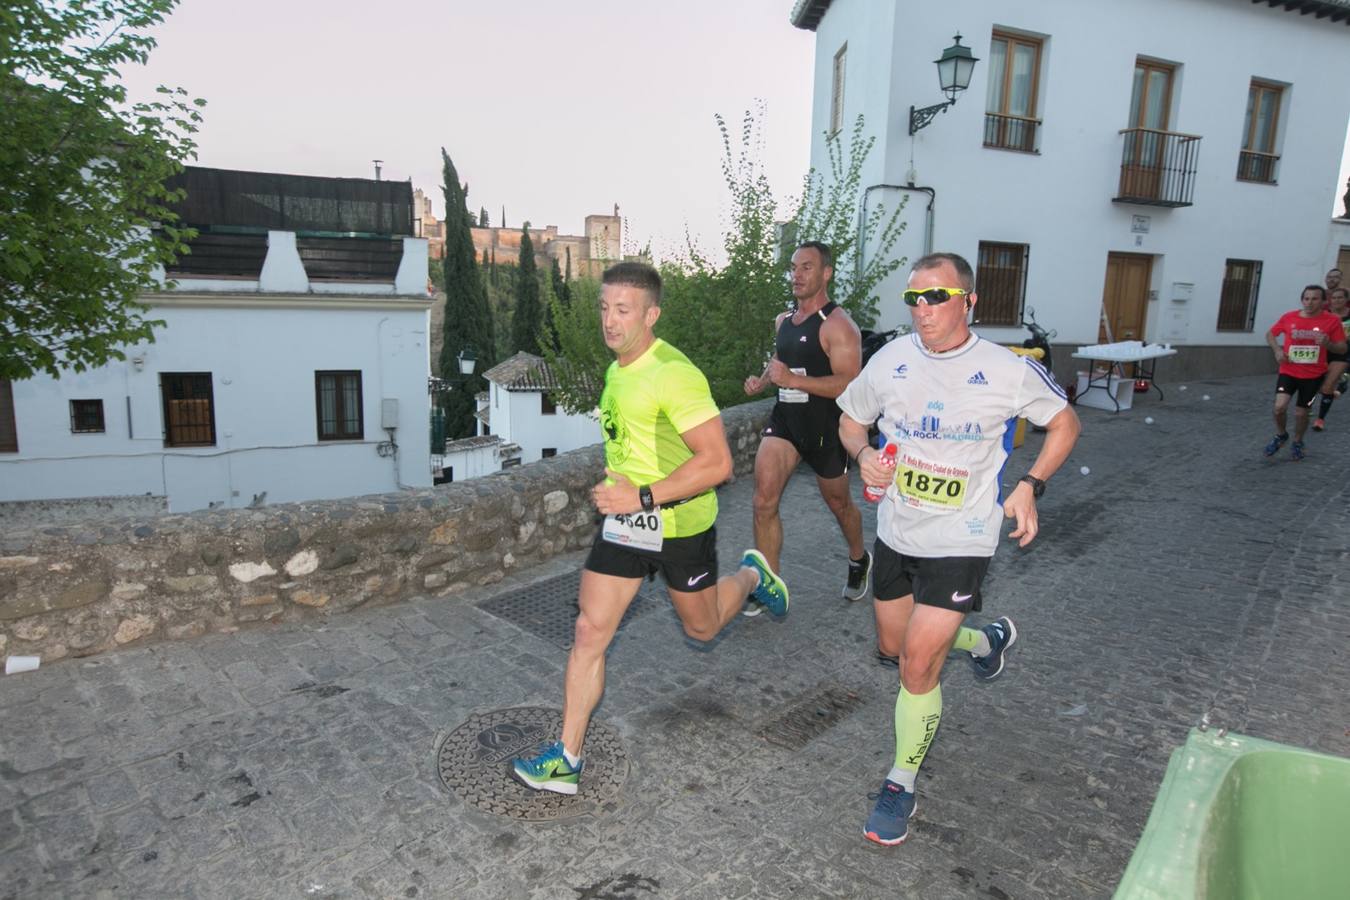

{"left": 872, "top": 539, "right": 990, "bottom": 613}
{"left": 584, "top": 524, "right": 719, "bottom": 592}
{"left": 1276, "top": 373, "right": 1323, "bottom": 408}
{"left": 762, "top": 405, "right": 848, "bottom": 479}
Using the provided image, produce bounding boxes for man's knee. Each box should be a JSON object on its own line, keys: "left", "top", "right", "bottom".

{"left": 900, "top": 655, "right": 944, "bottom": 693}
{"left": 572, "top": 608, "right": 615, "bottom": 654}
{"left": 752, "top": 484, "right": 782, "bottom": 519}
{"left": 820, "top": 482, "right": 854, "bottom": 516}
{"left": 680, "top": 619, "right": 718, "bottom": 642}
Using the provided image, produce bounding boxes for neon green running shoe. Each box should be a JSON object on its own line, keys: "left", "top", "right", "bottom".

{"left": 741, "top": 549, "right": 789, "bottom": 617}
{"left": 512, "top": 740, "right": 582, "bottom": 795}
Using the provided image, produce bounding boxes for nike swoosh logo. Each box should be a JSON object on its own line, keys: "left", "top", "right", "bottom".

{"left": 951, "top": 591, "right": 972, "bottom": 604}
{"left": 687, "top": 572, "right": 710, "bottom": 587}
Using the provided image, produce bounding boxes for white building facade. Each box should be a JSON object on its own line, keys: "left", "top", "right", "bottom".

{"left": 792, "top": 0, "right": 1350, "bottom": 375}
{"left": 0, "top": 168, "right": 434, "bottom": 516}
{"left": 478, "top": 353, "right": 599, "bottom": 464}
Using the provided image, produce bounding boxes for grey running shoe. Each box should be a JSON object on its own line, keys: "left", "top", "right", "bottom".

{"left": 843, "top": 551, "right": 872, "bottom": 601}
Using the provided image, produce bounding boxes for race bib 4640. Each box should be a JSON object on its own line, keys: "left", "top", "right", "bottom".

{"left": 602, "top": 512, "right": 664, "bottom": 552}
{"left": 895, "top": 451, "right": 969, "bottom": 512}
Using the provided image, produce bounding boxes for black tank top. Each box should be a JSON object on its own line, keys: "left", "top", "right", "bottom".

{"left": 774, "top": 301, "right": 840, "bottom": 428}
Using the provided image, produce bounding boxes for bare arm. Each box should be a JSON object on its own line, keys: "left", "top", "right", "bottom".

{"left": 1002, "top": 405, "right": 1081, "bottom": 547}
{"left": 840, "top": 413, "right": 891, "bottom": 491}
{"left": 1267, "top": 330, "right": 1285, "bottom": 364}
{"left": 591, "top": 415, "right": 732, "bottom": 515}
{"left": 766, "top": 309, "right": 862, "bottom": 400}
{"left": 744, "top": 312, "right": 791, "bottom": 395}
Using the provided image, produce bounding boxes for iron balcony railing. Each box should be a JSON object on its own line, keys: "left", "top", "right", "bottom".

{"left": 1114, "top": 127, "right": 1202, "bottom": 208}
{"left": 983, "top": 112, "right": 1040, "bottom": 153}
{"left": 1236, "top": 150, "right": 1279, "bottom": 185}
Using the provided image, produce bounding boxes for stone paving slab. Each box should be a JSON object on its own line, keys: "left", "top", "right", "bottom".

{"left": 2, "top": 374, "right": 1350, "bottom": 899}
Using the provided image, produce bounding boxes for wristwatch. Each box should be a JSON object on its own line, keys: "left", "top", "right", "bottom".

{"left": 639, "top": 485, "right": 656, "bottom": 512}
{"left": 1018, "top": 475, "right": 1046, "bottom": 498}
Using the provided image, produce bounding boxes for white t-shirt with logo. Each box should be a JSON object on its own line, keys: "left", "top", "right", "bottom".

{"left": 837, "top": 333, "right": 1068, "bottom": 558}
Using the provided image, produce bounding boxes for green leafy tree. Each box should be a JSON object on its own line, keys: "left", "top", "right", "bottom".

{"left": 790, "top": 114, "right": 908, "bottom": 327}
{"left": 544, "top": 108, "right": 903, "bottom": 413}
{"left": 437, "top": 148, "right": 495, "bottom": 438}
{"left": 510, "top": 224, "right": 543, "bottom": 355}
{"left": 2, "top": 0, "right": 205, "bottom": 381}
{"left": 478, "top": 207, "right": 488, "bottom": 228}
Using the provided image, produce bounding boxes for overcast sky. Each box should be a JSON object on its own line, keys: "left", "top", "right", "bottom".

{"left": 117, "top": 0, "right": 817, "bottom": 260}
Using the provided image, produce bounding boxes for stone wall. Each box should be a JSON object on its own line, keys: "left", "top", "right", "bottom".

{"left": 0, "top": 400, "right": 771, "bottom": 665}
{"left": 0, "top": 495, "right": 169, "bottom": 530}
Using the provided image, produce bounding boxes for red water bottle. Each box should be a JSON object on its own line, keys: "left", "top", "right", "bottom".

{"left": 863, "top": 443, "right": 898, "bottom": 502}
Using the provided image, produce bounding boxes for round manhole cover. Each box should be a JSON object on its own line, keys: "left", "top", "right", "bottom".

{"left": 436, "top": 706, "right": 628, "bottom": 821}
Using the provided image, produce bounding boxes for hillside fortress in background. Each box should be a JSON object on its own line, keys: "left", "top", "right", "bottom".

{"left": 414, "top": 189, "right": 622, "bottom": 279}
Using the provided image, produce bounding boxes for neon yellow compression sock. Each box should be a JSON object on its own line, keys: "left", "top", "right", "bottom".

{"left": 889, "top": 684, "right": 942, "bottom": 791}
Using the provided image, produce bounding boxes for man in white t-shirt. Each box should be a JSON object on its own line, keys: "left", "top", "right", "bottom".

{"left": 837, "top": 252, "right": 1081, "bottom": 847}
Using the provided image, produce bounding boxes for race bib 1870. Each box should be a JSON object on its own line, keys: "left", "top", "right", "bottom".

{"left": 1288, "top": 344, "right": 1319, "bottom": 364}
{"left": 602, "top": 512, "right": 664, "bottom": 552}
{"left": 895, "top": 451, "right": 969, "bottom": 512}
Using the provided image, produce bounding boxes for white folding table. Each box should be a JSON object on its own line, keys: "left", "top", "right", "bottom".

{"left": 1070, "top": 342, "right": 1179, "bottom": 413}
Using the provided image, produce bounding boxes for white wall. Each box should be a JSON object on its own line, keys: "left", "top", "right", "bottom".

{"left": 806, "top": 0, "right": 1350, "bottom": 345}
{"left": 441, "top": 444, "right": 501, "bottom": 481}
{"left": 500, "top": 389, "right": 599, "bottom": 463}
{"left": 2, "top": 298, "right": 433, "bottom": 512}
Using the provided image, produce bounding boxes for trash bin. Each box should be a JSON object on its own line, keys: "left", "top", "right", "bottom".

{"left": 1115, "top": 728, "right": 1350, "bottom": 899}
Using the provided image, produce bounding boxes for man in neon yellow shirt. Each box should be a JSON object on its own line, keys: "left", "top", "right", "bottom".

{"left": 513, "top": 261, "right": 789, "bottom": 795}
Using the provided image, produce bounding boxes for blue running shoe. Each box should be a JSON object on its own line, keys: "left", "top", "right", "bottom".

{"left": 512, "top": 740, "right": 581, "bottom": 795}
{"left": 740, "top": 549, "right": 789, "bottom": 616}
{"left": 864, "top": 779, "right": 916, "bottom": 846}
{"left": 971, "top": 616, "right": 1018, "bottom": 681}
{"left": 1263, "top": 433, "right": 1289, "bottom": 457}
{"left": 1291, "top": 440, "right": 1306, "bottom": 461}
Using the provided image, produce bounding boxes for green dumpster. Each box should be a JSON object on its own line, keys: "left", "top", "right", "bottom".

{"left": 1116, "top": 728, "right": 1350, "bottom": 899}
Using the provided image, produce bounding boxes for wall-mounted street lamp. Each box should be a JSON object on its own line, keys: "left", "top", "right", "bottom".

{"left": 909, "top": 34, "right": 979, "bottom": 135}
{"left": 428, "top": 346, "right": 479, "bottom": 395}
{"left": 456, "top": 346, "right": 476, "bottom": 377}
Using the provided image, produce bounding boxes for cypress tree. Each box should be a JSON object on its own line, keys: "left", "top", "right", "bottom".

{"left": 546, "top": 257, "right": 567, "bottom": 352}
{"left": 437, "top": 148, "right": 496, "bottom": 439}
{"left": 479, "top": 207, "right": 489, "bottom": 227}
{"left": 511, "top": 223, "right": 543, "bottom": 355}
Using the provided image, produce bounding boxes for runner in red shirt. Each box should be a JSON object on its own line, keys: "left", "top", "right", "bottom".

{"left": 1264, "top": 284, "right": 1347, "bottom": 460}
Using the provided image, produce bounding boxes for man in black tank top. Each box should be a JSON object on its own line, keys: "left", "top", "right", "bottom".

{"left": 743, "top": 241, "right": 870, "bottom": 605}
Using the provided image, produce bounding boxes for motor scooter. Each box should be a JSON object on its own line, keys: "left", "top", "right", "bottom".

{"left": 1020, "top": 306, "right": 1057, "bottom": 374}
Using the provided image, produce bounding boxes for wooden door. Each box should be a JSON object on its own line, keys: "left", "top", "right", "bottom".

{"left": 1336, "top": 245, "right": 1350, "bottom": 277}
{"left": 1122, "top": 60, "right": 1174, "bottom": 200}
{"left": 1100, "top": 253, "right": 1153, "bottom": 343}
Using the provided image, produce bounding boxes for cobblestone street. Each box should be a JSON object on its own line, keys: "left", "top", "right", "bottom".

{"left": 3, "top": 373, "right": 1349, "bottom": 899}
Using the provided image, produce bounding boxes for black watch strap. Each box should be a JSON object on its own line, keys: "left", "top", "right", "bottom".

{"left": 1019, "top": 475, "right": 1046, "bottom": 498}
{"left": 639, "top": 485, "right": 656, "bottom": 512}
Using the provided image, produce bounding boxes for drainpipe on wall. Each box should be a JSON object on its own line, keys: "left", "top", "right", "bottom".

{"left": 857, "top": 183, "right": 936, "bottom": 281}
